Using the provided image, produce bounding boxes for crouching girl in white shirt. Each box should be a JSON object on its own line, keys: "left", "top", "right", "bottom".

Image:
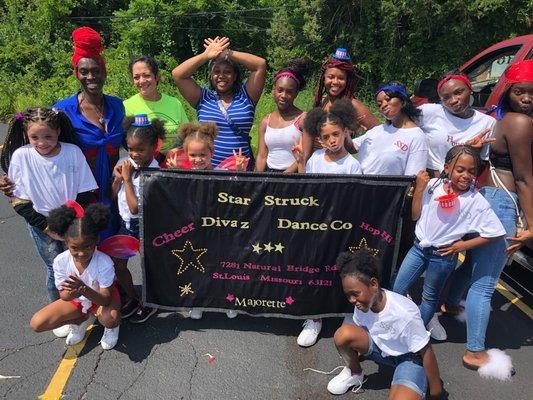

{"left": 30, "top": 203, "right": 121, "bottom": 350}
{"left": 329, "top": 250, "right": 444, "bottom": 399}
{"left": 392, "top": 145, "right": 505, "bottom": 339}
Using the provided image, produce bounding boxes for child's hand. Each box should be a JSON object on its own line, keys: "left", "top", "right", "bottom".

{"left": 0, "top": 174, "right": 15, "bottom": 197}
{"left": 292, "top": 137, "right": 304, "bottom": 164}
{"left": 203, "top": 36, "right": 230, "bottom": 60}
{"left": 465, "top": 128, "right": 495, "bottom": 149}
{"left": 438, "top": 240, "right": 466, "bottom": 256}
{"left": 233, "top": 148, "right": 249, "bottom": 171}
{"left": 113, "top": 163, "right": 123, "bottom": 180}
{"left": 415, "top": 170, "right": 430, "bottom": 191}
{"left": 121, "top": 160, "right": 134, "bottom": 182}
{"left": 60, "top": 275, "right": 87, "bottom": 298}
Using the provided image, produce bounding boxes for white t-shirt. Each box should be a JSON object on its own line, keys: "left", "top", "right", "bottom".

{"left": 8, "top": 143, "right": 97, "bottom": 215}
{"left": 353, "top": 289, "right": 430, "bottom": 357}
{"left": 305, "top": 149, "right": 362, "bottom": 174}
{"left": 415, "top": 178, "right": 506, "bottom": 248}
{"left": 417, "top": 103, "right": 496, "bottom": 171}
{"left": 53, "top": 249, "right": 115, "bottom": 313}
{"left": 353, "top": 124, "right": 428, "bottom": 175}
{"left": 117, "top": 157, "right": 159, "bottom": 227}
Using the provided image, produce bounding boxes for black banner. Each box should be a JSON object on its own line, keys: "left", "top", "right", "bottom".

{"left": 140, "top": 170, "right": 413, "bottom": 318}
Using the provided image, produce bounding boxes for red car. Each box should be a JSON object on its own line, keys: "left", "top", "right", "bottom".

{"left": 413, "top": 34, "right": 533, "bottom": 110}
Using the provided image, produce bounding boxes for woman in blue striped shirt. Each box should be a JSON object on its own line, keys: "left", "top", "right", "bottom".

{"left": 172, "top": 37, "right": 266, "bottom": 168}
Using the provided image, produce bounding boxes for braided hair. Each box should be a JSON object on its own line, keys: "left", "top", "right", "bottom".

{"left": 313, "top": 58, "right": 360, "bottom": 107}
{"left": 1, "top": 107, "right": 79, "bottom": 172}
{"left": 47, "top": 203, "right": 111, "bottom": 241}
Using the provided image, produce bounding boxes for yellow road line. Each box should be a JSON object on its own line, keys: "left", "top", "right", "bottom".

{"left": 496, "top": 281, "right": 533, "bottom": 320}
{"left": 39, "top": 325, "right": 94, "bottom": 400}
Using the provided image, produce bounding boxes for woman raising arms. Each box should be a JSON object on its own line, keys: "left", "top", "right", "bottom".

{"left": 172, "top": 37, "right": 266, "bottom": 169}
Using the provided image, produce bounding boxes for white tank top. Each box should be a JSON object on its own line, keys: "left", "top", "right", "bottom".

{"left": 264, "top": 114, "right": 303, "bottom": 170}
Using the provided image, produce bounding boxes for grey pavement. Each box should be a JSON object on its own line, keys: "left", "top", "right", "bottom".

{"left": 0, "top": 123, "right": 532, "bottom": 399}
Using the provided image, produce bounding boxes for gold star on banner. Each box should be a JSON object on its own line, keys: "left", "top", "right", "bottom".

{"left": 274, "top": 243, "right": 284, "bottom": 253}
{"left": 349, "top": 237, "right": 380, "bottom": 256}
{"left": 172, "top": 241, "right": 208, "bottom": 275}
{"left": 263, "top": 242, "right": 273, "bottom": 252}
{"left": 252, "top": 242, "right": 262, "bottom": 254}
{"left": 179, "top": 283, "right": 194, "bottom": 297}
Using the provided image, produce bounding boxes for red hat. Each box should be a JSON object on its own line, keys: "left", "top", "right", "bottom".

{"left": 504, "top": 60, "right": 533, "bottom": 84}
{"left": 71, "top": 27, "right": 106, "bottom": 76}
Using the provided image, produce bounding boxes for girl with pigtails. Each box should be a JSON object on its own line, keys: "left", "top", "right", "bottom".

{"left": 0, "top": 108, "right": 97, "bottom": 313}
{"left": 392, "top": 145, "right": 505, "bottom": 341}
{"left": 30, "top": 203, "right": 121, "bottom": 350}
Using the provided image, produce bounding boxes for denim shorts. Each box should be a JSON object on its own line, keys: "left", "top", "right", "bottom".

{"left": 364, "top": 336, "right": 427, "bottom": 397}
{"left": 118, "top": 218, "right": 139, "bottom": 239}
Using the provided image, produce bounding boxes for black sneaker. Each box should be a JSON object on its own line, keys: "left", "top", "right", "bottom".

{"left": 121, "top": 298, "right": 140, "bottom": 319}
{"left": 130, "top": 306, "right": 157, "bottom": 324}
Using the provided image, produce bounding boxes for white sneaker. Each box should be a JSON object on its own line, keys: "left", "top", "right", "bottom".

{"left": 100, "top": 326, "right": 120, "bottom": 350}
{"left": 226, "top": 310, "right": 238, "bottom": 319}
{"left": 327, "top": 366, "right": 364, "bottom": 395}
{"left": 427, "top": 314, "right": 447, "bottom": 341}
{"left": 297, "top": 319, "right": 322, "bottom": 347}
{"left": 189, "top": 309, "right": 203, "bottom": 319}
{"left": 66, "top": 314, "right": 96, "bottom": 346}
{"left": 53, "top": 324, "right": 71, "bottom": 338}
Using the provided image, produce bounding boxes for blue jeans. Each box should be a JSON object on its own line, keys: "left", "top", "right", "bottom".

{"left": 445, "top": 187, "right": 515, "bottom": 352}
{"left": 364, "top": 335, "right": 427, "bottom": 397}
{"left": 27, "top": 224, "right": 65, "bottom": 302}
{"left": 393, "top": 241, "right": 457, "bottom": 325}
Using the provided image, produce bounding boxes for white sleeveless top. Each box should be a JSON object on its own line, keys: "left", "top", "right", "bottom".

{"left": 264, "top": 114, "right": 303, "bottom": 170}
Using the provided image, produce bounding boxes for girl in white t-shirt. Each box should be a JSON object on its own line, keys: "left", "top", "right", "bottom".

{"left": 392, "top": 145, "right": 505, "bottom": 339}
{"left": 110, "top": 114, "right": 166, "bottom": 323}
{"left": 353, "top": 82, "right": 428, "bottom": 176}
{"left": 30, "top": 203, "right": 121, "bottom": 350}
{"left": 0, "top": 107, "right": 97, "bottom": 304}
{"left": 255, "top": 59, "right": 309, "bottom": 173}
{"left": 291, "top": 99, "right": 362, "bottom": 347}
{"left": 293, "top": 99, "right": 362, "bottom": 176}
{"left": 327, "top": 249, "right": 443, "bottom": 399}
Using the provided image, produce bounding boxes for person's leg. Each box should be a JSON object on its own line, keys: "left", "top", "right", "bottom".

{"left": 392, "top": 245, "right": 428, "bottom": 297}
{"left": 464, "top": 187, "right": 516, "bottom": 364}
{"left": 389, "top": 355, "right": 427, "bottom": 400}
{"left": 333, "top": 324, "right": 370, "bottom": 373}
{"left": 30, "top": 300, "right": 86, "bottom": 332}
{"left": 97, "top": 287, "right": 121, "bottom": 350}
{"left": 113, "top": 258, "right": 138, "bottom": 300}
{"left": 418, "top": 252, "right": 457, "bottom": 325}
{"left": 442, "top": 252, "right": 472, "bottom": 312}
{"left": 27, "top": 224, "right": 65, "bottom": 302}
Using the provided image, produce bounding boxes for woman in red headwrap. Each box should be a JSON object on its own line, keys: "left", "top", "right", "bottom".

{"left": 52, "top": 27, "right": 125, "bottom": 238}
{"left": 440, "top": 60, "right": 532, "bottom": 379}
{"left": 301, "top": 48, "right": 380, "bottom": 162}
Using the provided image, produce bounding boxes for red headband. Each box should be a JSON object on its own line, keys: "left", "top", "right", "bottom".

{"left": 437, "top": 74, "right": 472, "bottom": 93}
{"left": 64, "top": 200, "right": 84, "bottom": 218}
{"left": 71, "top": 27, "right": 106, "bottom": 76}
{"left": 504, "top": 60, "right": 533, "bottom": 84}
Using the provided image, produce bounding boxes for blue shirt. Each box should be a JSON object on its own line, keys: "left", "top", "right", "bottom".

{"left": 196, "top": 85, "right": 255, "bottom": 166}
{"left": 54, "top": 93, "right": 124, "bottom": 205}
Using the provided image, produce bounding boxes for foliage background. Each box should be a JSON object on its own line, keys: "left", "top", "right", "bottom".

{"left": 0, "top": 0, "right": 531, "bottom": 131}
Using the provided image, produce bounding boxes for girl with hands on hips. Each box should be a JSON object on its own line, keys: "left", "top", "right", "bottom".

{"left": 392, "top": 145, "right": 506, "bottom": 340}
{"left": 30, "top": 203, "right": 121, "bottom": 350}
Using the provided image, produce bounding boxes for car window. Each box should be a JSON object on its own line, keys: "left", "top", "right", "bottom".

{"left": 463, "top": 45, "right": 522, "bottom": 107}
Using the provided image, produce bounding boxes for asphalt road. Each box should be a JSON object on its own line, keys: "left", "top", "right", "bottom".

{"left": 0, "top": 123, "right": 532, "bottom": 399}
